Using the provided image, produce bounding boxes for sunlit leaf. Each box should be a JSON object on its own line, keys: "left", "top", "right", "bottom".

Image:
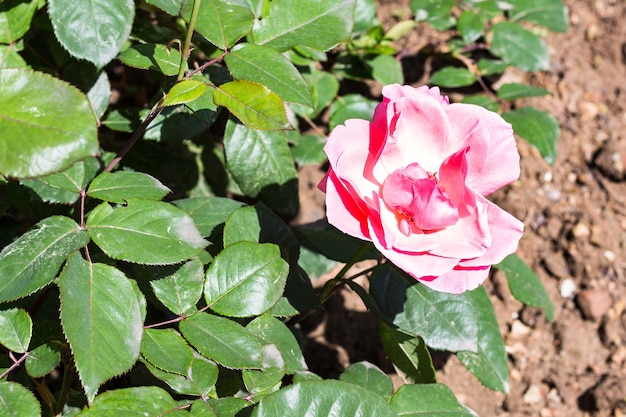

{"left": 88, "top": 171, "right": 171, "bottom": 203}
{"left": 77, "top": 387, "right": 180, "bottom": 416}
{"left": 429, "top": 66, "right": 477, "bottom": 87}
{"left": 181, "top": 0, "right": 254, "bottom": 49}
{"left": 247, "top": 315, "right": 308, "bottom": 374}
{"left": 0, "top": 381, "right": 41, "bottom": 417}
{"left": 0, "top": 0, "right": 38, "bottom": 44}
{"left": 59, "top": 254, "right": 144, "bottom": 403}
{"left": 339, "top": 362, "right": 393, "bottom": 400}
{"left": 497, "top": 83, "right": 550, "bottom": 100}
{"left": 490, "top": 22, "right": 549, "bottom": 72}
{"left": 173, "top": 197, "right": 244, "bottom": 238}
{"left": 508, "top": 0, "right": 569, "bottom": 33}
{"left": 213, "top": 80, "right": 291, "bottom": 130}
{"left": 118, "top": 43, "right": 183, "bottom": 76}
{"left": 150, "top": 258, "right": 204, "bottom": 315}
{"left": 390, "top": 384, "right": 476, "bottom": 416}
{"left": 503, "top": 106, "right": 559, "bottom": 165}
{"left": 379, "top": 322, "right": 436, "bottom": 384}
{"left": 141, "top": 328, "right": 194, "bottom": 375}
{"left": 252, "top": 0, "right": 357, "bottom": 52}
{"left": 0, "top": 309, "right": 32, "bottom": 353}
{"left": 25, "top": 343, "right": 61, "bottom": 378}
{"left": 0, "top": 69, "right": 98, "bottom": 178}
{"left": 162, "top": 79, "right": 207, "bottom": 107}
{"left": 87, "top": 200, "right": 208, "bottom": 265}
{"left": 0, "top": 216, "right": 88, "bottom": 303}
{"left": 48, "top": 0, "right": 134, "bottom": 66}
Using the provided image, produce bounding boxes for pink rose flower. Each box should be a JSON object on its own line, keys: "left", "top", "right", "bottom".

{"left": 319, "top": 84, "right": 524, "bottom": 294}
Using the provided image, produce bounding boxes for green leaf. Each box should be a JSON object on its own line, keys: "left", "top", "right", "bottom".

{"left": 294, "top": 221, "right": 379, "bottom": 263}
{"left": 225, "top": 43, "right": 313, "bottom": 107}
{"left": 247, "top": 315, "right": 308, "bottom": 374}
{"left": 223, "top": 120, "right": 298, "bottom": 214}
{"left": 242, "top": 344, "right": 285, "bottom": 396}
{"left": 192, "top": 398, "right": 251, "bottom": 417}
{"left": 411, "top": 0, "right": 455, "bottom": 29}
{"left": 145, "top": 0, "right": 183, "bottom": 16}
{"left": 490, "top": 22, "right": 550, "bottom": 72}
{"left": 496, "top": 254, "right": 555, "bottom": 321}
{"left": 86, "top": 200, "right": 208, "bottom": 265}
{"left": 77, "top": 387, "right": 180, "bottom": 416}
{"left": 291, "top": 134, "right": 327, "bottom": 166}
{"left": 457, "top": 11, "right": 483, "bottom": 43}
{"left": 460, "top": 94, "right": 499, "bottom": 112}
{"left": 352, "top": 0, "right": 378, "bottom": 33}
{"left": 88, "top": 171, "right": 171, "bottom": 203}
{"left": 59, "top": 254, "right": 144, "bottom": 403}
{"left": 25, "top": 343, "right": 61, "bottom": 378}
{"left": 252, "top": 0, "right": 357, "bottom": 52}
{"left": 48, "top": 0, "right": 134, "bottom": 67}
{"left": 497, "top": 83, "right": 550, "bottom": 100}
{"left": 118, "top": 43, "right": 183, "bottom": 76}
{"left": 477, "top": 58, "right": 508, "bottom": 76}
{"left": 163, "top": 79, "right": 207, "bottom": 107}
{"left": 502, "top": 106, "right": 559, "bottom": 165}
{"left": 204, "top": 241, "right": 288, "bottom": 317}
{"left": 0, "top": 45, "right": 28, "bottom": 69}
{"left": 180, "top": 312, "right": 264, "bottom": 369}
{"left": 251, "top": 380, "right": 397, "bottom": 417}
{"left": 0, "top": 309, "right": 32, "bottom": 353}
{"left": 20, "top": 158, "right": 96, "bottom": 204}
{"left": 0, "top": 381, "right": 41, "bottom": 417}
{"left": 329, "top": 94, "right": 378, "bottom": 131}
{"left": 339, "top": 362, "right": 393, "bottom": 400}
{"left": 292, "top": 69, "right": 339, "bottom": 119}
{"left": 508, "top": 0, "right": 569, "bottom": 33}
{"left": 150, "top": 258, "right": 205, "bottom": 315}
{"left": 379, "top": 322, "right": 436, "bottom": 384}
{"left": 365, "top": 54, "right": 403, "bottom": 85}
{"left": 141, "top": 328, "right": 194, "bottom": 375}
{"left": 457, "top": 287, "right": 509, "bottom": 393}
{"left": 182, "top": 0, "right": 254, "bottom": 49}
{"left": 390, "top": 384, "right": 476, "bottom": 417}
{"left": 143, "top": 354, "right": 218, "bottom": 397}
{"left": 213, "top": 80, "right": 291, "bottom": 130}
{"left": 429, "top": 66, "right": 477, "bottom": 87}
{"left": 0, "top": 0, "right": 38, "bottom": 43}
{"left": 369, "top": 265, "right": 479, "bottom": 352}
{"left": 0, "top": 216, "right": 89, "bottom": 303}
{"left": 173, "top": 197, "right": 244, "bottom": 238}
{"left": 0, "top": 69, "right": 98, "bottom": 178}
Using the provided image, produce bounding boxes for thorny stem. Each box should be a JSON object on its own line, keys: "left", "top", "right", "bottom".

{"left": 187, "top": 52, "right": 227, "bottom": 78}
{"left": 144, "top": 304, "right": 211, "bottom": 329}
{"left": 0, "top": 351, "right": 29, "bottom": 380}
{"left": 178, "top": 0, "right": 202, "bottom": 80}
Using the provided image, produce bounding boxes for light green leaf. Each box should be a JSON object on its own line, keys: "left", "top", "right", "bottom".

{"left": 145, "top": 0, "right": 183, "bottom": 16}
{"left": 192, "top": 398, "right": 251, "bottom": 417}
{"left": 204, "top": 241, "right": 288, "bottom": 317}
{"left": 457, "top": 11, "right": 483, "bottom": 43}
{"left": 76, "top": 387, "right": 180, "bottom": 416}
{"left": 0, "top": 381, "right": 41, "bottom": 417}
{"left": 141, "top": 328, "right": 194, "bottom": 375}
{"left": 339, "top": 362, "right": 393, "bottom": 400}
{"left": 390, "top": 384, "right": 476, "bottom": 416}
{"left": 225, "top": 43, "right": 313, "bottom": 107}
{"left": 497, "top": 83, "right": 550, "bottom": 100}
{"left": 87, "top": 69, "right": 111, "bottom": 120}
{"left": 251, "top": 380, "right": 397, "bottom": 417}
{"left": 150, "top": 258, "right": 205, "bottom": 315}
{"left": 379, "top": 322, "right": 436, "bottom": 384}
{"left": 502, "top": 106, "right": 559, "bottom": 165}
{"left": 291, "top": 134, "right": 327, "bottom": 166}
{"left": 213, "top": 80, "right": 291, "bottom": 130}
{"left": 143, "top": 354, "right": 218, "bottom": 397}
{"left": 246, "top": 315, "right": 308, "bottom": 374}
{"left": 460, "top": 94, "right": 499, "bottom": 112}
{"left": 0, "top": 0, "right": 38, "bottom": 43}
{"left": 223, "top": 120, "right": 298, "bottom": 214}
{"left": 429, "top": 66, "right": 477, "bottom": 87}
{"left": 162, "top": 79, "right": 207, "bottom": 107}
{"left": 242, "top": 344, "right": 285, "bottom": 396}
{"left": 25, "top": 343, "right": 61, "bottom": 378}
{"left": 88, "top": 171, "right": 171, "bottom": 203}
{"left": 118, "top": 43, "right": 183, "bottom": 76}
{"left": 0, "top": 45, "right": 28, "bottom": 69}
{"left": 86, "top": 200, "right": 208, "bottom": 265}
{"left": 180, "top": 312, "right": 264, "bottom": 369}
{"left": 20, "top": 158, "right": 93, "bottom": 204}
{"left": 508, "top": 0, "right": 569, "bottom": 33}
{"left": 0, "top": 309, "right": 32, "bottom": 353}
{"left": 173, "top": 196, "right": 244, "bottom": 238}
{"left": 0, "top": 68, "right": 98, "bottom": 178}
{"left": 477, "top": 58, "right": 508, "bottom": 76}
{"left": 329, "top": 94, "right": 378, "bottom": 131}
{"left": 48, "top": 0, "right": 134, "bottom": 67}
{"left": 496, "top": 254, "right": 555, "bottom": 321}
{"left": 490, "top": 22, "right": 550, "bottom": 71}
{"left": 369, "top": 265, "right": 479, "bottom": 352}
{"left": 292, "top": 69, "right": 339, "bottom": 119}
{"left": 365, "top": 54, "right": 404, "bottom": 85}
{"left": 182, "top": 0, "right": 254, "bottom": 49}
{"left": 411, "top": 0, "right": 455, "bottom": 29}
{"left": 252, "top": 0, "right": 357, "bottom": 52}
{"left": 457, "top": 287, "right": 509, "bottom": 393}
{"left": 59, "top": 254, "right": 144, "bottom": 403}
{"left": 0, "top": 216, "right": 88, "bottom": 303}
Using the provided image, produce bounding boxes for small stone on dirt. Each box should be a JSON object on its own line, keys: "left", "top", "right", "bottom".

{"left": 577, "top": 289, "right": 613, "bottom": 319}
{"left": 593, "top": 140, "right": 626, "bottom": 181}
{"left": 523, "top": 384, "right": 547, "bottom": 404}
{"left": 560, "top": 278, "right": 577, "bottom": 298}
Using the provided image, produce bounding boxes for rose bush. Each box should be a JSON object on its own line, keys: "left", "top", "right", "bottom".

{"left": 320, "top": 84, "right": 524, "bottom": 294}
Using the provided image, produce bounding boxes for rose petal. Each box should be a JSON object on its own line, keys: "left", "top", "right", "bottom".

{"left": 458, "top": 196, "right": 524, "bottom": 267}
{"left": 445, "top": 103, "right": 519, "bottom": 195}
{"left": 418, "top": 265, "right": 491, "bottom": 294}
{"left": 324, "top": 170, "right": 370, "bottom": 241}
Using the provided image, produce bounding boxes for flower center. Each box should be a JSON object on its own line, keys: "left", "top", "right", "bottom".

{"left": 381, "top": 163, "right": 459, "bottom": 235}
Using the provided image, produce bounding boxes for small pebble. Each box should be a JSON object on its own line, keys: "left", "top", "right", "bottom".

{"left": 509, "top": 320, "right": 531, "bottom": 339}
{"left": 603, "top": 250, "right": 616, "bottom": 262}
{"left": 560, "top": 278, "right": 577, "bottom": 298}
{"left": 571, "top": 222, "right": 590, "bottom": 239}
{"left": 577, "top": 289, "right": 613, "bottom": 319}
{"left": 523, "top": 384, "right": 545, "bottom": 404}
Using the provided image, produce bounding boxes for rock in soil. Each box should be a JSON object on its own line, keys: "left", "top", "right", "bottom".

{"left": 577, "top": 289, "right": 613, "bottom": 320}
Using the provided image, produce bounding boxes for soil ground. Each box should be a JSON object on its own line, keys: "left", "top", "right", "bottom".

{"left": 296, "top": 1, "right": 626, "bottom": 416}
